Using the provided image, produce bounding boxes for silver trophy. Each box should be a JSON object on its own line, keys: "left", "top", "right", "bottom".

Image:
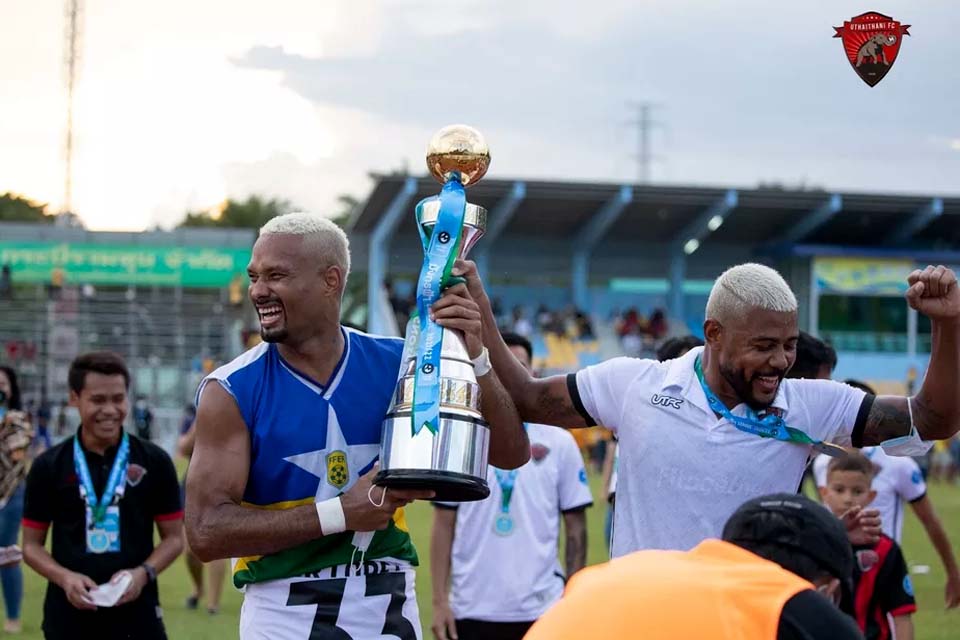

{"left": 375, "top": 125, "right": 492, "bottom": 501}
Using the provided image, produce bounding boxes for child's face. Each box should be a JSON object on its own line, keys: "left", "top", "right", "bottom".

{"left": 819, "top": 470, "right": 876, "bottom": 516}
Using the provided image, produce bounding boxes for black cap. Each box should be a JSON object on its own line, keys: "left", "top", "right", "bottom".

{"left": 722, "top": 493, "right": 853, "bottom": 588}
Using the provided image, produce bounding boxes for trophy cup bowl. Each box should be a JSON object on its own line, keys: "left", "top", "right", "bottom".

{"left": 375, "top": 125, "right": 493, "bottom": 502}
{"left": 426, "top": 124, "right": 490, "bottom": 186}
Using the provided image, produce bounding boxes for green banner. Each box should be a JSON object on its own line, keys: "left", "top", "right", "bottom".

{"left": 0, "top": 241, "right": 250, "bottom": 288}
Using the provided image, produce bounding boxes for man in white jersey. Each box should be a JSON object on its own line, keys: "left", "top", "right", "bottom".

{"left": 455, "top": 259, "right": 960, "bottom": 557}
{"left": 603, "top": 336, "right": 703, "bottom": 550}
{"left": 430, "top": 332, "right": 592, "bottom": 640}
{"left": 185, "top": 213, "right": 530, "bottom": 640}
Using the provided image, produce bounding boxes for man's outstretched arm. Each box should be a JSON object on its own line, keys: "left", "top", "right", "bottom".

{"left": 452, "top": 260, "right": 592, "bottom": 430}
{"left": 860, "top": 266, "right": 960, "bottom": 445}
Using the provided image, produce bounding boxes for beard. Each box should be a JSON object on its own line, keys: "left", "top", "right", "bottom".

{"left": 719, "top": 363, "right": 778, "bottom": 411}
{"left": 260, "top": 326, "right": 289, "bottom": 343}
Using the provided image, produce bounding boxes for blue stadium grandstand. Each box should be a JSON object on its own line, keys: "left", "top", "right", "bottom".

{"left": 350, "top": 176, "right": 960, "bottom": 391}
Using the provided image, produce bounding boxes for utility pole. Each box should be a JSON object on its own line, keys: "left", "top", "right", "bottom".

{"left": 626, "top": 102, "right": 662, "bottom": 184}
{"left": 62, "top": 0, "right": 83, "bottom": 218}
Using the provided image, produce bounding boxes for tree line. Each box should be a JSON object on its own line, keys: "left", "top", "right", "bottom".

{"left": 0, "top": 193, "right": 359, "bottom": 230}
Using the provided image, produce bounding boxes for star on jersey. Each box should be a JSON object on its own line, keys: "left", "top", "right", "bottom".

{"left": 283, "top": 405, "right": 380, "bottom": 501}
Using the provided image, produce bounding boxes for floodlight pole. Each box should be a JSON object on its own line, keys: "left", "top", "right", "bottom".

{"left": 367, "top": 177, "right": 417, "bottom": 335}
{"left": 570, "top": 186, "right": 633, "bottom": 310}
{"left": 667, "top": 190, "right": 738, "bottom": 323}
{"left": 474, "top": 181, "right": 526, "bottom": 281}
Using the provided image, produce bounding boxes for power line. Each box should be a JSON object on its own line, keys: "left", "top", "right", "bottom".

{"left": 62, "top": 0, "right": 83, "bottom": 218}
{"left": 626, "top": 101, "right": 663, "bottom": 184}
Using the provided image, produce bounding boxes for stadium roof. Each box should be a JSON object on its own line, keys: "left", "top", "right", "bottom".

{"left": 352, "top": 175, "right": 960, "bottom": 251}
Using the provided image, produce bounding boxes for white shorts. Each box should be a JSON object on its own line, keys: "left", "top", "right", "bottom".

{"left": 239, "top": 559, "right": 422, "bottom": 640}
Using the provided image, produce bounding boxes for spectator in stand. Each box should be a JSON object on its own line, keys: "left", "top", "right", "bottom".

{"left": 0, "top": 264, "right": 11, "bottom": 300}
{"left": 535, "top": 304, "right": 552, "bottom": 332}
{"left": 574, "top": 310, "right": 594, "bottom": 340}
{"left": 512, "top": 306, "right": 533, "bottom": 338}
{"left": 617, "top": 308, "right": 640, "bottom": 337}
{"left": 646, "top": 308, "right": 668, "bottom": 340}
{"left": 620, "top": 326, "right": 643, "bottom": 358}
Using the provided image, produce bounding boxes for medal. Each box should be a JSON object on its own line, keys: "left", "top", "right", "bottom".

{"left": 694, "top": 356, "right": 841, "bottom": 456}
{"left": 87, "top": 528, "right": 110, "bottom": 554}
{"left": 74, "top": 431, "right": 129, "bottom": 554}
{"left": 493, "top": 467, "right": 518, "bottom": 537}
{"left": 494, "top": 514, "right": 514, "bottom": 536}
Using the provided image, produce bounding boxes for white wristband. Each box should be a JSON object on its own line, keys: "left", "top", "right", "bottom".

{"left": 315, "top": 497, "right": 347, "bottom": 535}
{"left": 471, "top": 347, "right": 492, "bottom": 377}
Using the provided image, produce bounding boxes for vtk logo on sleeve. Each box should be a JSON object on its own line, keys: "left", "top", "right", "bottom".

{"left": 651, "top": 394, "right": 684, "bottom": 410}
{"left": 326, "top": 451, "right": 348, "bottom": 490}
{"left": 833, "top": 12, "right": 911, "bottom": 87}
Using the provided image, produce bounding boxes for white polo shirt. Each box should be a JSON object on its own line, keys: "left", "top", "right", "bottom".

{"left": 812, "top": 446, "right": 926, "bottom": 543}
{"left": 438, "top": 423, "right": 593, "bottom": 623}
{"left": 572, "top": 346, "right": 868, "bottom": 557}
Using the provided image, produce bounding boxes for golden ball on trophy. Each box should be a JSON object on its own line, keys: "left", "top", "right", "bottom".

{"left": 425, "top": 124, "right": 490, "bottom": 187}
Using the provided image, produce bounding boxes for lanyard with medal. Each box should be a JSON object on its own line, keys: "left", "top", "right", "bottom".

{"left": 493, "top": 468, "right": 518, "bottom": 536}
{"left": 74, "top": 431, "right": 130, "bottom": 554}
{"left": 492, "top": 423, "right": 528, "bottom": 536}
{"left": 694, "top": 356, "right": 844, "bottom": 457}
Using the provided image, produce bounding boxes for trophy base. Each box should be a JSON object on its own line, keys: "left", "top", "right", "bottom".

{"left": 374, "top": 469, "right": 490, "bottom": 502}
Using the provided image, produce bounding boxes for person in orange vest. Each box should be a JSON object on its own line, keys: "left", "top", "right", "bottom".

{"left": 525, "top": 493, "right": 863, "bottom": 640}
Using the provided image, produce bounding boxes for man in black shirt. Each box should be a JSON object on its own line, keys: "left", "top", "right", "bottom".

{"left": 21, "top": 352, "right": 183, "bottom": 639}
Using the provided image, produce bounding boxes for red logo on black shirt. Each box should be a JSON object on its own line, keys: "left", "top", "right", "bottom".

{"left": 126, "top": 464, "right": 148, "bottom": 487}
{"left": 856, "top": 549, "right": 879, "bottom": 572}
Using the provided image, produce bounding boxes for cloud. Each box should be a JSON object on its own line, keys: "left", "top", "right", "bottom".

{"left": 3, "top": 0, "right": 960, "bottom": 231}
{"left": 231, "top": 1, "right": 960, "bottom": 194}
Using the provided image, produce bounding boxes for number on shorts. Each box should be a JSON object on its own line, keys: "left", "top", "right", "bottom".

{"left": 287, "top": 572, "right": 416, "bottom": 640}
{"left": 364, "top": 572, "right": 416, "bottom": 639}
{"left": 287, "top": 579, "right": 352, "bottom": 640}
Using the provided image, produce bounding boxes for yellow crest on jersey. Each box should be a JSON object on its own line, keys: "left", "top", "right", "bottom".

{"left": 326, "top": 451, "right": 348, "bottom": 490}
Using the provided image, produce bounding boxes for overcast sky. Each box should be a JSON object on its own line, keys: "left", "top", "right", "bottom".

{"left": 1, "top": 0, "right": 957, "bottom": 231}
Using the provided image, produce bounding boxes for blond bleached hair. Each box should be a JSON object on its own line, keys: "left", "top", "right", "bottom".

{"left": 259, "top": 211, "right": 351, "bottom": 280}
{"left": 705, "top": 263, "right": 797, "bottom": 324}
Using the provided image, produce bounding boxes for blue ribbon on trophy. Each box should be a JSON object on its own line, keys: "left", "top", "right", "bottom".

{"left": 410, "top": 178, "right": 467, "bottom": 436}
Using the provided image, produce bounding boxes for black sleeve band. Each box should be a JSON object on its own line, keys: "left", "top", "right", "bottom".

{"left": 908, "top": 491, "right": 927, "bottom": 505}
{"left": 566, "top": 372, "right": 597, "bottom": 427}
{"left": 851, "top": 394, "right": 876, "bottom": 448}
{"left": 432, "top": 503, "right": 459, "bottom": 511}
{"left": 560, "top": 503, "right": 593, "bottom": 515}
